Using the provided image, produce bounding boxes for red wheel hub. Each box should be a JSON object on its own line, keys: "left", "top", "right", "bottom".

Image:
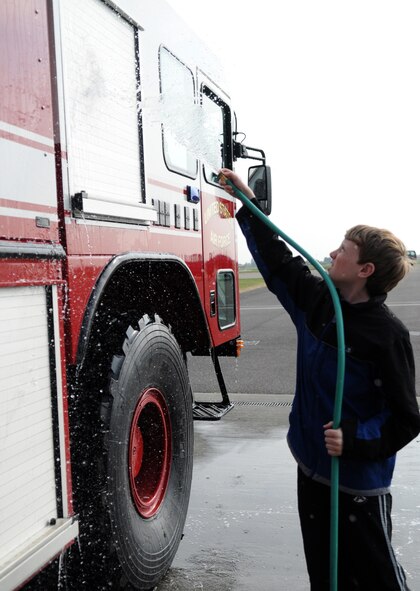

{"left": 128, "top": 388, "right": 172, "bottom": 518}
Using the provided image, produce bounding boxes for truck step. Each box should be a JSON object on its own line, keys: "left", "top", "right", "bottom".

{"left": 193, "top": 401, "right": 234, "bottom": 421}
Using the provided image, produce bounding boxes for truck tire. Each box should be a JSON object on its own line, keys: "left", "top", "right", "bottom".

{"left": 102, "top": 314, "right": 194, "bottom": 589}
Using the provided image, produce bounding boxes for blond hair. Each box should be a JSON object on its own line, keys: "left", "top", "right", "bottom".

{"left": 345, "top": 224, "right": 411, "bottom": 295}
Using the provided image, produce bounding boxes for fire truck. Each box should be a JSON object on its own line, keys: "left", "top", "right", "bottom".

{"left": 0, "top": 1, "right": 271, "bottom": 589}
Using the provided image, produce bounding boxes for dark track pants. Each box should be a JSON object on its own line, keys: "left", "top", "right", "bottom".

{"left": 297, "top": 468, "right": 410, "bottom": 591}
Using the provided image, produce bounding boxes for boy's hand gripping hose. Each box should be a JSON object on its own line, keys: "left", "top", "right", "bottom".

{"left": 218, "top": 172, "right": 345, "bottom": 591}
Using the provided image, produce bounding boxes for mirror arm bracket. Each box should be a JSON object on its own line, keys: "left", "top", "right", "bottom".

{"left": 232, "top": 137, "right": 266, "bottom": 164}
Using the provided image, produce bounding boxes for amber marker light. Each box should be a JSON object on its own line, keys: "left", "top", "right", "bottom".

{"left": 236, "top": 339, "right": 245, "bottom": 356}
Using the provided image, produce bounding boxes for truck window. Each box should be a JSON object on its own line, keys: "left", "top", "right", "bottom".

{"left": 217, "top": 270, "right": 236, "bottom": 329}
{"left": 61, "top": 0, "right": 147, "bottom": 217}
{"left": 202, "top": 86, "right": 232, "bottom": 184}
{"left": 159, "top": 47, "right": 198, "bottom": 178}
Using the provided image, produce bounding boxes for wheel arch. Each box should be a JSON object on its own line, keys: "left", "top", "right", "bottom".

{"left": 75, "top": 253, "right": 210, "bottom": 378}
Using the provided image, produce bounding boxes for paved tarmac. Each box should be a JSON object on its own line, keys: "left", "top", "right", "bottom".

{"left": 189, "top": 265, "right": 420, "bottom": 398}
{"left": 156, "top": 394, "right": 420, "bottom": 591}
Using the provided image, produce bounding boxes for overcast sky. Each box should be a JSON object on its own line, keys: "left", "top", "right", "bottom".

{"left": 167, "top": 0, "right": 420, "bottom": 263}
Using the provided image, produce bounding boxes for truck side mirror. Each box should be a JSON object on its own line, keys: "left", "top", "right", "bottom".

{"left": 248, "top": 165, "right": 272, "bottom": 216}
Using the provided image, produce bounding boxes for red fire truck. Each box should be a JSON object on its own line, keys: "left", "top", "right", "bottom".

{"left": 0, "top": 1, "right": 271, "bottom": 589}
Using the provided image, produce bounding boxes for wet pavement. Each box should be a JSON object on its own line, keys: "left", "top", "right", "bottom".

{"left": 156, "top": 394, "right": 420, "bottom": 591}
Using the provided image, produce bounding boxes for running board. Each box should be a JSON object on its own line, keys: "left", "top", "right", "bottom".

{"left": 193, "top": 350, "right": 234, "bottom": 421}
{"left": 193, "top": 400, "right": 234, "bottom": 421}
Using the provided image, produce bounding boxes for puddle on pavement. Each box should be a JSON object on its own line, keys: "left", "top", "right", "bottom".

{"left": 156, "top": 405, "right": 420, "bottom": 591}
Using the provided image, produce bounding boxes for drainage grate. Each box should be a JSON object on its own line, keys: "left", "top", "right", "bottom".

{"left": 233, "top": 400, "right": 292, "bottom": 408}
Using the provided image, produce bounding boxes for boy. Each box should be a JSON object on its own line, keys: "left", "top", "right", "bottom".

{"left": 220, "top": 168, "right": 420, "bottom": 590}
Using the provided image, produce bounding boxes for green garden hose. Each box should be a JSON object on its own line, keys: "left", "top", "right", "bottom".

{"left": 219, "top": 173, "right": 346, "bottom": 591}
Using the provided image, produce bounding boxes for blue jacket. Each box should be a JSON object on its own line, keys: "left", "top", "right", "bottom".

{"left": 237, "top": 205, "right": 420, "bottom": 495}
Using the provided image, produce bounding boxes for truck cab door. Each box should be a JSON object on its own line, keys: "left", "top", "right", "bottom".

{"left": 197, "top": 72, "right": 240, "bottom": 349}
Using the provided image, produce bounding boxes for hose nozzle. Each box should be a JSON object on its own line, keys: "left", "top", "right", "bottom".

{"left": 211, "top": 171, "right": 228, "bottom": 185}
